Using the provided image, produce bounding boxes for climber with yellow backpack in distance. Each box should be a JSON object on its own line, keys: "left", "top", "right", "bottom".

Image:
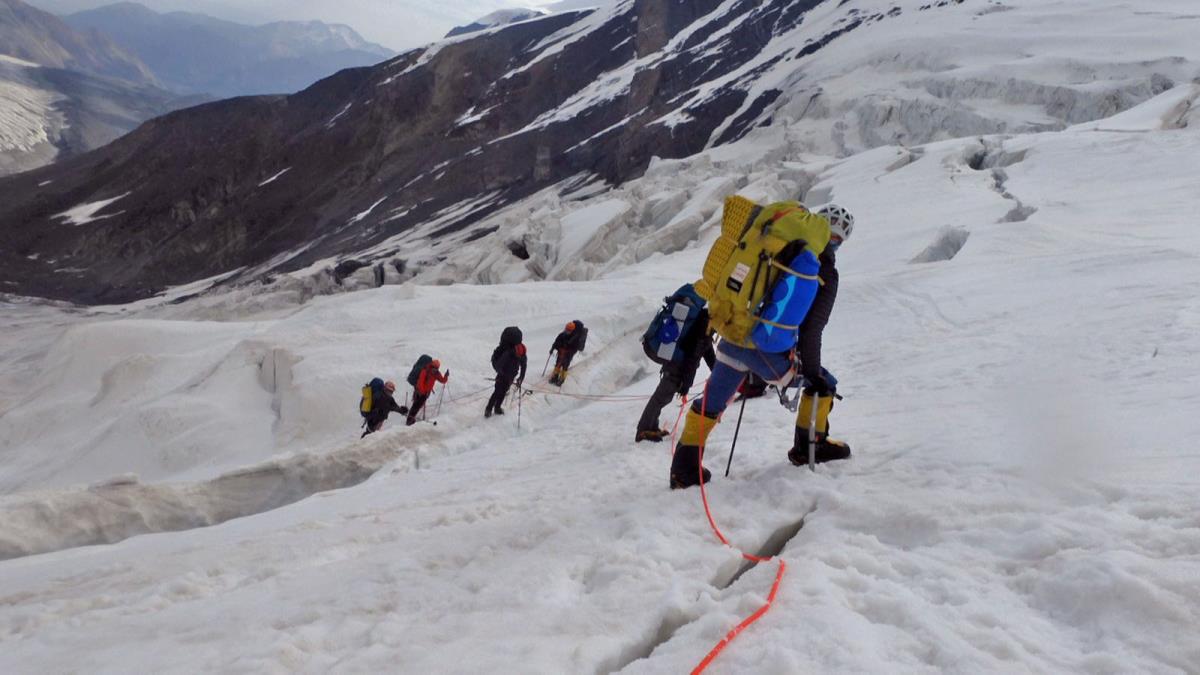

{"left": 359, "top": 378, "right": 409, "bottom": 438}
{"left": 669, "top": 197, "right": 854, "bottom": 490}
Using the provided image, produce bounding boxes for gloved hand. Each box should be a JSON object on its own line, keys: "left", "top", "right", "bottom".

{"left": 444, "top": 369, "right": 450, "bottom": 379}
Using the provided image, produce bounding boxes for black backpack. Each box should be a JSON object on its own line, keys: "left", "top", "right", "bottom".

{"left": 500, "top": 326, "right": 522, "bottom": 347}
{"left": 571, "top": 320, "right": 588, "bottom": 352}
{"left": 406, "top": 354, "right": 433, "bottom": 386}
{"left": 493, "top": 327, "right": 523, "bottom": 371}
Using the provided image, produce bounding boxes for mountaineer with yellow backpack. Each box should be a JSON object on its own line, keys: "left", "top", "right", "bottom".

{"left": 669, "top": 197, "right": 854, "bottom": 489}
{"left": 359, "top": 378, "right": 409, "bottom": 438}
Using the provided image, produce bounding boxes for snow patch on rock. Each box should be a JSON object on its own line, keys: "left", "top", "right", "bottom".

{"left": 51, "top": 192, "right": 132, "bottom": 226}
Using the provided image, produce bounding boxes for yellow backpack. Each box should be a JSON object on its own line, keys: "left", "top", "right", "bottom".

{"left": 360, "top": 377, "right": 385, "bottom": 417}
{"left": 695, "top": 196, "right": 831, "bottom": 351}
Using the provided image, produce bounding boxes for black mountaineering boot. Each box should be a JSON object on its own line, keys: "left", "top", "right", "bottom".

{"left": 670, "top": 444, "right": 711, "bottom": 489}
{"left": 636, "top": 429, "right": 665, "bottom": 443}
{"left": 788, "top": 427, "right": 852, "bottom": 466}
{"left": 670, "top": 408, "right": 718, "bottom": 489}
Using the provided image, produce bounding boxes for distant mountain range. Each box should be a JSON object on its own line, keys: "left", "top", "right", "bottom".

{"left": 0, "top": 0, "right": 199, "bottom": 175}
{"left": 0, "top": 0, "right": 153, "bottom": 82}
{"left": 1, "top": 0, "right": 395, "bottom": 175}
{"left": 62, "top": 2, "right": 395, "bottom": 97}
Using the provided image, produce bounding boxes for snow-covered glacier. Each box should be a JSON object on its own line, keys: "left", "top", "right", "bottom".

{"left": 1, "top": 1, "right": 1198, "bottom": 673}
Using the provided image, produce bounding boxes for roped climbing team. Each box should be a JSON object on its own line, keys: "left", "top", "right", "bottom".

{"left": 358, "top": 196, "right": 857, "bottom": 492}
{"left": 358, "top": 320, "right": 586, "bottom": 430}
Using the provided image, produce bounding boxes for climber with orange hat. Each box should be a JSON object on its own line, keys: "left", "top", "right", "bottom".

{"left": 548, "top": 320, "right": 588, "bottom": 386}
{"left": 406, "top": 356, "right": 449, "bottom": 425}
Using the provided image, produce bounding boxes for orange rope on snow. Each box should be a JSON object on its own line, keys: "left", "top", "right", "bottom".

{"left": 689, "top": 378, "right": 787, "bottom": 673}
{"left": 691, "top": 559, "right": 786, "bottom": 675}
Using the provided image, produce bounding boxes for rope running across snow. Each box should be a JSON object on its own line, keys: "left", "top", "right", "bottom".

{"left": 430, "top": 371, "right": 776, "bottom": 671}
{"left": 688, "top": 377, "right": 788, "bottom": 674}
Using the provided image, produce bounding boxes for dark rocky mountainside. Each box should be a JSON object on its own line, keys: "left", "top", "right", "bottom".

{"left": 0, "top": 0, "right": 951, "bottom": 303}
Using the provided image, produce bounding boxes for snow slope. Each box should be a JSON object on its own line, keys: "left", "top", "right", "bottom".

{"left": 1, "top": 84, "right": 1199, "bottom": 671}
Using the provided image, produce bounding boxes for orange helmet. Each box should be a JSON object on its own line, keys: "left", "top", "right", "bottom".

{"left": 565, "top": 321, "right": 576, "bottom": 332}
{"left": 431, "top": 359, "right": 441, "bottom": 369}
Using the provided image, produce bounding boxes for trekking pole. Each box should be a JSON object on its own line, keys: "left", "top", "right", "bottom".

{"left": 517, "top": 388, "right": 523, "bottom": 431}
{"left": 724, "top": 395, "right": 748, "bottom": 477}
{"left": 808, "top": 390, "right": 819, "bottom": 472}
{"left": 434, "top": 384, "right": 446, "bottom": 420}
{"left": 541, "top": 352, "right": 553, "bottom": 377}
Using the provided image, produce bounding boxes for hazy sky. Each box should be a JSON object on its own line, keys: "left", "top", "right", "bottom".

{"left": 26, "top": 0, "right": 600, "bottom": 51}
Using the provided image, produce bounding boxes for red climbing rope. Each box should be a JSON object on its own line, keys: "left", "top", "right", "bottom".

{"left": 689, "top": 378, "right": 787, "bottom": 673}
{"left": 691, "top": 558, "right": 786, "bottom": 675}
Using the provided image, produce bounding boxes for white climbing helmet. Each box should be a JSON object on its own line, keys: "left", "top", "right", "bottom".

{"left": 817, "top": 204, "right": 854, "bottom": 245}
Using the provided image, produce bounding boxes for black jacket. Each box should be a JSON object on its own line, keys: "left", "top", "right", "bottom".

{"left": 365, "top": 392, "right": 407, "bottom": 424}
{"left": 797, "top": 249, "right": 839, "bottom": 384}
{"left": 666, "top": 309, "right": 716, "bottom": 394}
{"left": 492, "top": 345, "right": 528, "bottom": 382}
{"left": 551, "top": 323, "right": 586, "bottom": 355}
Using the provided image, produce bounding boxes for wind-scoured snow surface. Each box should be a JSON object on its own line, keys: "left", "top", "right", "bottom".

{"left": 2, "top": 81, "right": 1199, "bottom": 671}
{"left": 4, "top": 3, "right": 1200, "bottom": 672}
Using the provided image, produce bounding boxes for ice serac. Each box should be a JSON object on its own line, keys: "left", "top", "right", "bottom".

{"left": 0, "top": 0, "right": 1195, "bottom": 305}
